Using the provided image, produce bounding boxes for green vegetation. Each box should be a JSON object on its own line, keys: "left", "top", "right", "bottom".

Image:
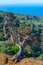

{"left": 0, "top": 40, "right": 9, "bottom": 45}
{"left": 0, "top": 47, "right": 6, "bottom": 53}
{"left": 0, "top": 11, "right": 43, "bottom": 59}
{"left": 0, "top": 40, "right": 10, "bottom": 54}
{"left": 0, "top": 42, "right": 20, "bottom": 55}
{"left": 40, "top": 53, "right": 43, "bottom": 60}
{"left": 33, "top": 47, "right": 40, "bottom": 52}
{"left": 0, "top": 32, "right": 4, "bottom": 37}
{"left": 7, "top": 45, "right": 20, "bottom": 55}
{"left": 24, "top": 46, "right": 32, "bottom": 56}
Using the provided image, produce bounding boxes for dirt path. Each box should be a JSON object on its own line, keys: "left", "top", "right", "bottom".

{"left": 0, "top": 54, "right": 43, "bottom": 65}
{"left": 7, "top": 58, "right": 43, "bottom": 65}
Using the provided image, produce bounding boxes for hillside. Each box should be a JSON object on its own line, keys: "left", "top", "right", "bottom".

{"left": 0, "top": 11, "right": 43, "bottom": 65}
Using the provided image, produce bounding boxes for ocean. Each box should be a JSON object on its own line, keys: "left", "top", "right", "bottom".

{"left": 0, "top": 5, "right": 43, "bottom": 16}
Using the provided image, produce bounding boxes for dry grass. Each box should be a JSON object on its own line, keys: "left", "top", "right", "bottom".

{"left": 0, "top": 53, "right": 43, "bottom": 65}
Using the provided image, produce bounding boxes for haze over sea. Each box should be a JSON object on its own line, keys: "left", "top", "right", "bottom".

{"left": 0, "top": 5, "right": 43, "bottom": 16}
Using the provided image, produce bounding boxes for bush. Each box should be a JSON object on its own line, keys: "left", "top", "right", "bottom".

{"left": 0, "top": 47, "right": 6, "bottom": 53}
{"left": 7, "top": 45, "right": 20, "bottom": 55}
{"left": 0, "top": 32, "right": 4, "bottom": 37}
{"left": 33, "top": 47, "right": 40, "bottom": 52}
{"left": 24, "top": 45, "right": 32, "bottom": 56}
{"left": 0, "top": 44, "right": 20, "bottom": 55}
{"left": 40, "top": 53, "right": 43, "bottom": 60}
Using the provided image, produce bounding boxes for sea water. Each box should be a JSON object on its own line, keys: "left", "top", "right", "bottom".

{"left": 0, "top": 5, "right": 43, "bottom": 16}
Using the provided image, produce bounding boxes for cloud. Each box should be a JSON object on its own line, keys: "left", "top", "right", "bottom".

{"left": 0, "top": 0, "right": 43, "bottom": 5}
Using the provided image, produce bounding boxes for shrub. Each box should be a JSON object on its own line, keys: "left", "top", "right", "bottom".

{"left": 0, "top": 47, "right": 6, "bottom": 53}
{"left": 40, "top": 53, "right": 43, "bottom": 60}
{"left": 33, "top": 47, "right": 40, "bottom": 52}
{"left": 24, "top": 45, "right": 32, "bottom": 56}
{"left": 0, "top": 44, "right": 20, "bottom": 55}
{"left": 7, "top": 45, "right": 20, "bottom": 55}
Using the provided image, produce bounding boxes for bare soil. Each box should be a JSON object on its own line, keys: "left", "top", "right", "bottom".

{"left": 0, "top": 53, "right": 43, "bottom": 65}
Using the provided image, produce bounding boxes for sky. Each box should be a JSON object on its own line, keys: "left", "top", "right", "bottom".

{"left": 0, "top": 0, "right": 43, "bottom": 6}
